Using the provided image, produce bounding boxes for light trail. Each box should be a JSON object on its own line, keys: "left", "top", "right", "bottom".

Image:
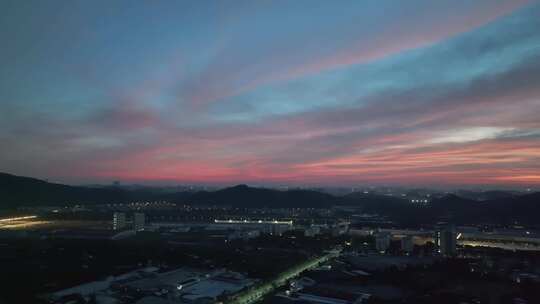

{"left": 0, "top": 220, "right": 51, "bottom": 229}
{"left": 460, "top": 240, "right": 540, "bottom": 252}
{"left": 0, "top": 215, "right": 49, "bottom": 230}
{"left": 0, "top": 215, "right": 37, "bottom": 222}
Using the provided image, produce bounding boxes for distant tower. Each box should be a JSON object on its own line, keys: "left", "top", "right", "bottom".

{"left": 133, "top": 213, "right": 146, "bottom": 231}
{"left": 113, "top": 212, "right": 126, "bottom": 231}
{"left": 375, "top": 232, "right": 391, "bottom": 253}
{"left": 439, "top": 224, "right": 457, "bottom": 257}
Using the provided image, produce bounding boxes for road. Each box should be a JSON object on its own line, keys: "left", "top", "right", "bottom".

{"left": 228, "top": 249, "right": 340, "bottom": 304}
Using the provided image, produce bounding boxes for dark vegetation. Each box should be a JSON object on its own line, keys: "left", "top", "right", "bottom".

{"left": 1, "top": 172, "right": 539, "bottom": 224}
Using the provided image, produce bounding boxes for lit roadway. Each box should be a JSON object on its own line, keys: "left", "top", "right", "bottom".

{"left": 227, "top": 249, "right": 341, "bottom": 304}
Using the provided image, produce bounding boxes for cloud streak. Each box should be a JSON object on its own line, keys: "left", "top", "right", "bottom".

{"left": 0, "top": 0, "right": 539, "bottom": 186}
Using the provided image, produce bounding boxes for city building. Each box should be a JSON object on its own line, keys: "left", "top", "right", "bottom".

{"left": 212, "top": 219, "right": 293, "bottom": 236}
{"left": 375, "top": 232, "right": 391, "bottom": 253}
{"left": 133, "top": 212, "right": 146, "bottom": 231}
{"left": 331, "top": 221, "right": 350, "bottom": 236}
{"left": 48, "top": 267, "right": 255, "bottom": 304}
{"left": 305, "top": 225, "right": 322, "bottom": 237}
{"left": 439, "top": 224, "right": 457, "bottom": 256}
{"left": 294, "top": 288, "right": 371, "bottom": 304}
{"left": 400, "top": 235, "right": 414, "bottom": 254}
{"left": 113, "top": 212, "right": 126, "bottom": 231}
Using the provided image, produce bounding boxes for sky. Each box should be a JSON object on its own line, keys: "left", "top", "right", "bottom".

{"left": 1, "top": 0, "right": 539, "bottom": 187}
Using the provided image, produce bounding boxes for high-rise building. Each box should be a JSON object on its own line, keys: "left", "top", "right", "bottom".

{"left": 375, "top": 232, "right": 391, "bottom": 253}
{"left": 113, "top": 212, "right": 126, "bottom": 231}
{"left": 439, "top": 224, "right": 457, "bottom": 256}
{"left": 133, "top": 213, "right": 146, "bottom": 231}
{"left": 400, "top": 235, "right": 414, "bottom": 254}
{"left": 331, "top": 221, "right": 350, "bottom": 236}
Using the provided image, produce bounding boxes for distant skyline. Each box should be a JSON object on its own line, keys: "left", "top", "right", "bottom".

{"left": 1, "top": 1, "right": 539, "bottom": 187}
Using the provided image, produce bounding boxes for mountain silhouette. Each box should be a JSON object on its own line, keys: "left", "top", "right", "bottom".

{"left": 1, "top": 172, "right": 539, "bottom": 224}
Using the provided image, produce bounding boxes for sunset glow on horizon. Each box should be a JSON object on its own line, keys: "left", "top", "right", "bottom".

{"left": 1, "top": 0, "right": 539, "bottom": 187}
